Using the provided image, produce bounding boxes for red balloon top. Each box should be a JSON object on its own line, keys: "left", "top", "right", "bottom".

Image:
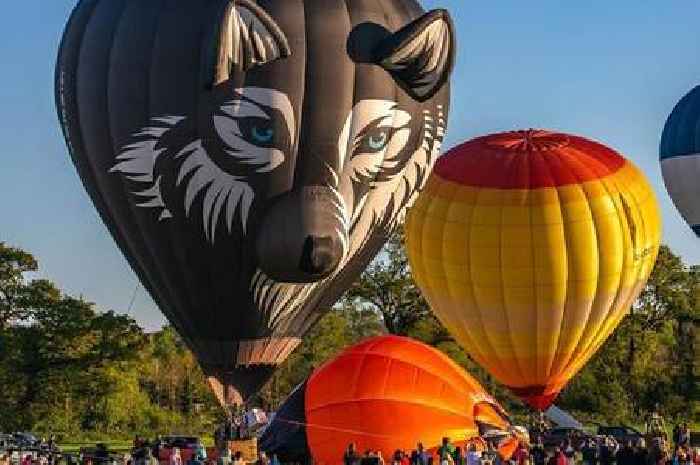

{"left": 434, "top": 130, "right": 626, "bottom": 189}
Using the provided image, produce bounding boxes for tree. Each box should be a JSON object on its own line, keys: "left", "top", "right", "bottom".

{"left": 259, "top": 305, "right": 384, "bottom": 409}
{"left": 559, "top": 246, "right": 699, "bottom": 424}
{"left": 0, "top": 242, "right": 60, "bottom": 329}
{"left": 342, "top": 230, "right": 441, "bottom": 337}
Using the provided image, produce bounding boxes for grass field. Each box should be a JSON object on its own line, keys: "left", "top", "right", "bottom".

{"left": 58, "top": 441, "right": 133, "bottom": 454}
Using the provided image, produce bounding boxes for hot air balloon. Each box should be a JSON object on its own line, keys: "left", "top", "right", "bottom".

{"left": 405, "top": 130, "right": 661, "bottom": 410}
{"left": 660, "top": 85, "right": 700, "bottom": 237}
{"left": 55, "top": 1, "right": 454, "bottom": 408}
{"left": 260, "top": 335, "right": 516, "bottom": 465}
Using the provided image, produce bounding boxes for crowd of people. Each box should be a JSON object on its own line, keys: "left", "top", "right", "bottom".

{"left": 340, "top": 424, "right": 698, "bottom": 465}
{"left": 2, "top": 422, "right": 696, "bottom": 465}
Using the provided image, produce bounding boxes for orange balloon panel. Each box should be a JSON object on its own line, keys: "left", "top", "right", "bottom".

{"left": 305, "top": 336, "right": 511, "bottom": 465}
{"left": 405, "top": 130, "right": 662, "bottom": 410}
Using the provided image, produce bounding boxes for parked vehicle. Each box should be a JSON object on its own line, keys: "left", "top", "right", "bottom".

{"left": 12, "top": 433, "right": 39, "bottom": 449}
{"left": 542, "top": 427, "right": 590, "bottom": 448}
{"left": 597, "top": 426, "right": 644, "bottom": 445}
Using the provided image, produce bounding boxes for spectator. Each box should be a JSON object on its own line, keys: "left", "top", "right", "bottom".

{"left": 674, "top": 448, "right": 687, "bottom": 465}
{"left": 632, "top": 439, "right": 648, "bottom": 465}
{"left": 440, "top": 453, "right": 454, "bottom": 465}
{"left": 531, "top": 439, "right": 547, "bottom": 465}
{"left": 616, "top": 441, "right": 635, "bottom": 465}
{"left": 143, "top": 449, "right": 158, "bottom": 465}
{"left": 187, "top": 452, "right": 204, "bottom": 465}
{"left": 401, "top": 451, "right": 411, "bottom": 465}
{"left": 599, "top": 439, "right": 614, "bottom": 465}
{"left": 345, "top": 443, "right": 362, "bottom": 465}
{"left": 361, "top": 450, "right": 380, "bottom": 465}
{"left": 270, "top": 455, "right": 281, "bottom": 465}
{"left": 581, "top": 439, "right": 598, "bottom": 465}
{"left": 170, "top": 448, "right": 183, "bottom": 465}
{"left": 439, "top": 439, "right": 456, "bottom": 464}
{"left": 562, "top": 440, "right": 575, "bottom": 465}
{"left": 513, "top": 444, "right": 529, "bottom": 465}
{"left": 255, "top": 451, "right": 270, "bottom": 465}
{"left": 194, "top": 443, "right": 207, "bottom": 462}
{"left": 1, "top": 453, "right": 9, "bottom": 465}
{"left": 232, "top": 452, "right": 244, "bottom": 465}
{"left": 679, "top": 426, "right": 691, "bottom": 448}
{"left": 217, "top": 448, "right": 232, "bottom": 465}
{"left": 413, "top": 444, "right": 430, "bottom": 465}
{"left": 548, "top": 448, "right": 566, "bottom": 465}
{"left": 454, "top": 447, "right": 464, "bottom": 465}
{"left": 649, "top": 440, "right": 668, "bottom": 465}
{"left": 466, "top": 443, "right": 481, "bottom": 465}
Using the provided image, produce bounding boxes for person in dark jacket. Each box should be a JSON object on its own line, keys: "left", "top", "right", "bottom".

{"left": 531, "top": 439, "right": 547, "bottom": 465}
{"left": 632, "top": 440, "right": 648, "bottom": 465}
{"left": 582, "top": 439, "right": 598, "bottom": 465}
{"left": 617, "top": 441, "right": 635, "bottom": 465}
{"left": 344, "top": 444, "right": 362, "bottom": 465}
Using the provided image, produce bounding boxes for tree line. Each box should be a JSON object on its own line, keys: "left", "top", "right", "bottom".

{"left": 0, "top": 232, "right": 697, "bottom": 439}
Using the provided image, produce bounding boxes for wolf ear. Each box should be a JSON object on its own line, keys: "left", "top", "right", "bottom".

{"left": 212, "top": 0, "right": 291, "bottom": 86}
{"left": 374, "top": 9, "right": 455, "bottom": 102}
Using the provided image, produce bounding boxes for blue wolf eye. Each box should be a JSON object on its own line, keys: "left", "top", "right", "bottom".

{"left": 360, "top": 127, "right": 393, "bottom": 153}
{"left": 252, "top": 125, "right": 274, "bottom": 143}
{"left": 238, "top": 117, "right": 276, "bottom": 147}
{"left": 368, "top": 132, "right": 388, "bottom": 150}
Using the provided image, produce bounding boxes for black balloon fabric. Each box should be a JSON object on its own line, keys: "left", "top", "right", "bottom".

{"left": 55, "top": 0, "right": 454, "bottom": 406}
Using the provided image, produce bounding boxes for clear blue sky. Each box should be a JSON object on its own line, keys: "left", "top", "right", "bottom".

{"left": 1, "top": 1, "right": 698, "bottom": 331}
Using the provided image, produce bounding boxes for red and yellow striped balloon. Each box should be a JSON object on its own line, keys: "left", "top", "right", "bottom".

{"left": 405, "top": 130, "right": 661, "bottom": 410}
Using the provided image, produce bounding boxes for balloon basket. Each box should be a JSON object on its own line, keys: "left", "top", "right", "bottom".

{"left": 208, "top": 439, "right": 258, "bottom": 463}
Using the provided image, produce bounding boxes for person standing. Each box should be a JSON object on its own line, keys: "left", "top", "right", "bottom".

{"left": 632, "top": 440, "right": 648, "bottom": 465}
{"left": 143, "top": 449, "right": 159, "bottom": 465}
{"left": 439, "top": 439, "right": 456, "bottom": 465}
{"left": 232, "top": 452, "right": 245, "bottom": 465}
{"left": 617, "top": 441, "right": 635, "bottom": 465}
{"left": 413, "top": 444, "right": 430, "bottom": 465}
{"left": 679, "top": 425, "right": 691, "bottom": 448}
{"left": 170, "top": 448, "right": 183, "bottom": 465}
{"left": 217, "top": 448, "right": 232, "bottom": 465}
{"left": 345, "top": 444, "right": 362, "bottom": 465}
{"left": 465, "top": 444, "right": 481, "bottom": 465}
{"left": 186, "top": 452, "right": 204, "bottom": 465}
{"left": 548, "top": 448, "right": 566, "bottom": 465}
{"left": 531, "top": 439, "right": 547, "bottom": 465}
{"left": 255, "top": 452, "right": 270, "bottom": 465}
{"left": 513, "top": 444, "right": 529, "bottom": 465}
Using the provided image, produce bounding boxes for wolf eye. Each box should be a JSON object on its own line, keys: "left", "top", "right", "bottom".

{"left": 238, "top": 117, "right": 276, "bottom": 147}
{"left": 358, "top": 127, "right": 393, "bottom": 153}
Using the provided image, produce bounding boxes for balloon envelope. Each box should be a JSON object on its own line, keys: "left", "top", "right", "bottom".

{"left": 660, "top": 85, "right": 700, "bottom": 237}
{"left": 260, "top": 335, "right": 512, "bottom": 464}
{"left": 56, "top": 0, "right": 453, "bottom": 405}
{"left": 406, "top": 130, "right": 661, "bottom": 410}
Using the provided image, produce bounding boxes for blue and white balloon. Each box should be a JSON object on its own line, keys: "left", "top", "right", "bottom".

{"left": 660, "top": 85, "right": 700, "bottom": 237}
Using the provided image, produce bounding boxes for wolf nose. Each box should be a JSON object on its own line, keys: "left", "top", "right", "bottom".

{"left": 299, "top": 236, "right": 342, "bottom": 276}
{"left": 256, "top": 187, "right": 348, "bottom": 283}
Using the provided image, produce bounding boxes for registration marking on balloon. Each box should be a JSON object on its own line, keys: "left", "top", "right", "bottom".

{"left": 406, "top": 130, "right": 662, "bottom": 410}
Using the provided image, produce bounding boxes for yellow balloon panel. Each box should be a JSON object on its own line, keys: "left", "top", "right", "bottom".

{"left": 406, "top": 131, "right": 661, "bottom": 410}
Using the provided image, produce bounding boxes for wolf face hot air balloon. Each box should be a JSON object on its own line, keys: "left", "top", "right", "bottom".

{"left": 406, "top": 130, "right": 661, "bottom": 410}
{"left": 55, "top": 0, "right": 454, "bottom": 407}
{"left": 260, "top": 336, "right": 514, "bottom": 465}
{"left": 660, "top": 85, "right": 700, "bottom": 237}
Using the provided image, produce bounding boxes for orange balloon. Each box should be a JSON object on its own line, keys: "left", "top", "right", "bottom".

{"left": 261, "top": 335, "right": 514, "bottom": 464}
